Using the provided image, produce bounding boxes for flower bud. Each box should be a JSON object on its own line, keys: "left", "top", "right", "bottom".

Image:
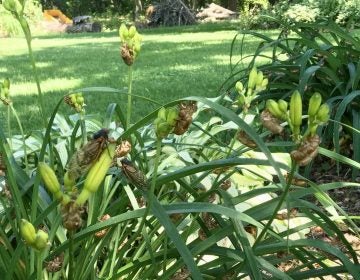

{"left": 158, "top": 107, "right": 167, "bottom": 120}
{"left": 308, "top": 92, "right": 322, "bottom": 117}
{"left": 38, "top": 162, "right": 62, "bottom": 200}
{"left": 20, "top": 219, "right": 36, "bottom": 245}
{"left": 290, "top": 90, "right": 302, "bottom": 127}
{"left": 3, "top": 78, "right": 10, "bottom": 90}
{"left": 316, "top": 104, "right": 330, "bottom": 123}
{"left": 119, "top": 23, "right": 128, "bottom": 41}
{"left": 255, "top": 71, "right": 263, "bottom": 86}
{"left": 237, "top": 93, "right": 245, "bottom": 107}
{"left": 266, "top": 99, "right": 283, "bottom": 119}
{"left": 76, "top": 144, "right": 116, "bottom": 205}
{"left": 166, "top": 107, "right": 179, "bottom": 126}
{"left": 235, "top": 81, "right": 244, "bottom": 93}
{"left": 248, "top": 67, "right": 258, "bottom": 90}
{"left": 278, "top": 99, "right": 288, "bottom": 114}
{"left": 128, "top": 26, "right": 136, "bottom": 38}
{"left": 33, "top": 229, "right": 49, "bottom": 251}
{"left": 261, "top": 78, "right": 268, "bottom": 87}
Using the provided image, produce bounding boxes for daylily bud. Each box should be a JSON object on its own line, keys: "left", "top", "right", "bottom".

{"left": 119, "top": 23, "right": 128, "bottom": 41}
{"left": 3, "top": 78, "right": 10, "bottom": 90}
{"left": 33, "top": 229, "right": 49, "bottom": 251}
{"left": 261, "top": 78, "right": 268, "bottom": 87}
{"left": 255, "top": 71, "right": 263, "bottom": 86}
{"left": 266, "top": 99, "right": 283, "bottom": 119}
{"left": 20, "top": 219, "right": 36, "bottom": 245}
{"left": 308, "top": 92, "right": 322, "bottom": 117}
{"left": 158, "top": 107, "right": 167, "bottom": 120}
{"left": 290, "top": 91, "right": 302, "bottom": 127}
{"left": 38, "top": 162, "right": 62, "bottom": 200}
{"left": 316, "top": 104, "right": 330, "bottom": 123}
{"left": 237, "top": 93, "right": 245, "bottom": 107}
{"left": 76, "top": 144, "right": 115, "bottom": 205}
{"left": 128, "top": 26, "right": 136, "bottom": 38}
{"left": 166, "top": 107, "right": 179, "bottom": 126}
{"left": 235, "top": 81, "right": 244, "bottom": 93}
{"left": 248, "top": 67, "right": 258, "bottom": 90}
{"left": 278, "top": 99, "right": 288, "bottom": 114}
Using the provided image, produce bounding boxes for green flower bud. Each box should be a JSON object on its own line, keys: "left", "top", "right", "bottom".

{"left": 3, "top": 78, "right": 10, "bottom": 90}
{"left": 119, "top": 23, "right": 128, "bottom": 41}
{"left": 156, "top": 122, "right": 172, "bottom": 139}
{"left": 248, "top": 67, "right": 258, "bottom": 90}
{"left": 128, "top": 26, "right": 137, "bottom": 38}
{"left": 158, "top": 107, "right": 167, "bottom": 120}
{"left": 278, "top": 99, "right": 288, "bottom": 114}
{"left": 237, "top": 93, "right": 245, "bottom": 107}
{"left": 261, "top": 78, "right": 268, "bottom": 87}
{"left": 76, "top": 144, "right": 115, "bottom": 205}
{"left": 33, "top": 230, "right": 49, "bottom": 251}
{"left": 316, "top": 104, "right": 330, "bottom": 123}
{"left": 255, "top": 71, "right": 263, "bottom": 86}
{"left": 20, "top": 219, "right": 36, "bottom": 245}
{"left": 76, "top": 96, "right": 84, "bottom": 105}
{"left": 134, "top": 41, "right": 141, "bottom": 55}
{"left": 166, "top": 107, "right": 179, "bottom": 126}
{"left": 290, "top": 91, "right": 302, "bottom": 127}
{"left": 308, "top": 92, "right": 322, "bottom": 117}
{"left": 38, "top": 162, "right": 62, "bottom": 200}
{"left": 70, "top": 94, "right": 77, "bottom": 104}
{"left": 266, "top": 99, "right": 283, "bottom": 119}
{"left": 235, "top": 81, "right": 244, "bottom": 93}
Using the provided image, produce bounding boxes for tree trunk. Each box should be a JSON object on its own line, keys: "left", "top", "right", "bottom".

{"left": 228, "top": 0, "right": 237, "bottom": 11}
{"left": 133, "top": 0, "right": 143, "bottom": 21}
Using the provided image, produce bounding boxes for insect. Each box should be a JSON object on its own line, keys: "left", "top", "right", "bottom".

{"left": 120, "top": 158, "right": 148, "bottom": 189}
{"left": 67, "top": 129, "right": 110, "bottom": 181}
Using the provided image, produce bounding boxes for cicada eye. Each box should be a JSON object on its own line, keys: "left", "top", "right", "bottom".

{"left": 93, "top": 129, "right": 109, "bottom": 140}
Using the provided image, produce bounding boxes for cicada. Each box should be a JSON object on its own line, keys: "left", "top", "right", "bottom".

{"left": 67, "top": 129, "right": 109, "bottom": 181}
{"left": 120, "top": 158, "right": 148, "bottom": 189}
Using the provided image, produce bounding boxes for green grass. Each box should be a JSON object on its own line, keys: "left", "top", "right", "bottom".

{"left": 0, "top": 23, "right": 274, "bottom": 132}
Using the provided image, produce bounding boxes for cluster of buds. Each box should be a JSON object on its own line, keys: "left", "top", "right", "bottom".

{"left": 235, "top": 67, "right": 268, "bottom": 113}
{"left": 0, "top": 78, "right": 11, "bottom": 105}
{"left": 154, "top": 102, "right": 197, "bottom": 139}
{"left": 64, "top": 92, "right": 85, "bottom": 112}
{"left": 154, "top": 106, "right": 179, "bottom": 139}
{"left": 261, "top": 91, "right": 330, "bottom": 166}
{"left": 20, "top": 219, "right": 49, "bottom": 251}
{"left": 306, "top": 92, "right": 330, "bottom": 136}
{"left": 119, "top": 24, "right": 142, "bottom": 66}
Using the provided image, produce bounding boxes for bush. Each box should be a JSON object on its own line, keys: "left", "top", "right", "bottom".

{"left": 269, "top": 0, "right": 360, "bottom": 26}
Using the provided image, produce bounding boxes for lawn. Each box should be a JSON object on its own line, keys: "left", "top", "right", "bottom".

{"left": 0, "top": 23, "right": 274, "bottom": 132}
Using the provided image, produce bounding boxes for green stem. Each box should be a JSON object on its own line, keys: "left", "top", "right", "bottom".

{"left": 126, "top": 66, "right": 133, "bottom": 129}
{"left": 128, "top": 138, "right": 162, "bottom": 260}
{"left": 80, "top": 111, "right": 87, "bottom": 146}
{"left": 36, "top": 251, "right": 43, "bottom": 280}
{"left": 68, "top": 231, "right": 74, "bottom": 280}
{"left": 18, "top": 15, "right": 46, "bottom": 126}
{"left": 254, "top": 161, "right": 297, "bottom": 246}
{"left": 10, "top": 105, "right": 29, "bottom": 173}
{"left": 7, "top": 105, "right": 12, "bottom": 150}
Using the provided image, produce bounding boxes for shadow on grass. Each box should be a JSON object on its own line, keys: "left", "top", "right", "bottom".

{"left": 0, "top": 27, "right": 271, "bottom": 133}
